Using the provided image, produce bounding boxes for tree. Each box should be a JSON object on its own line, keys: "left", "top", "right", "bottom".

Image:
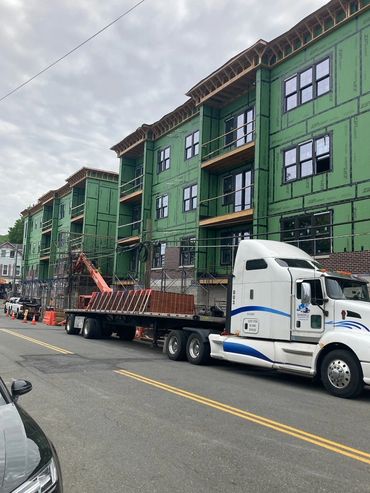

{"left": 8, "top": 217, "right": 25, "bottom": 244}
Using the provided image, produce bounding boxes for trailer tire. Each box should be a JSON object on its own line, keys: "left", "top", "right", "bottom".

{"left": 186, "top": 332, "right": 211, "bottom": 365}
{"left": 320, "top": 349, "right": 363, "bottom": 398}
{"left": 65, "top": 315, "right": 79, "bottom": 335}
{"left": 118, "top": 326, "right": 136, "bottom": 341}
{"left": 167, "top": 330, "right": 187, "bottom": 361}
{"left": 82, "top": 318, "right": 102, "bottom": 339}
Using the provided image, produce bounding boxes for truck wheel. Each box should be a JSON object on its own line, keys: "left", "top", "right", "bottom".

{"left": 167, "top": 330, "right": 187, "bottom": 361}
{"left": 118, "top": 326, "right": 136, "bottom": 341}
{"left": 17, "top": 310, "right": 23, "bottom": 320}
{"left": 186, "top": 333, "right": 211, "bottom": 365}
{"left": 82, "top": 318, "right": 102, "bottom": 339}
{"left": 65, "top": 315, "right": 79, "bottom": 335}
{"left": 321, "top": 350, "right": 363, "bottom": 398}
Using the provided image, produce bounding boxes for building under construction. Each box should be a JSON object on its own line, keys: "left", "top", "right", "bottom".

{"left": 21, "top": 167, "right": 118, "bottom": 309}
{"left": 111, "top": 0, "right": 370, "bottom": 309}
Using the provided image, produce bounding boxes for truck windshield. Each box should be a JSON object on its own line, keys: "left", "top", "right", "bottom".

{"left": 325, "top": 277, "right": 370, "bottom": 301}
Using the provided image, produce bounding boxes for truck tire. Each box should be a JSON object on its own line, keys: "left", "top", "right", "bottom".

{"left": 320, "top": 349, "right": 363, "bottom": 398}
{"left": 118, "top": 326, "right": 136, "bottom": 341}
{"left": 186, "top": 332, "right": 211, "bottom": 365}
{"left": 65, "top": 315, "right": 79, "bottom": 335}
{"left": 82, "top": 318, "right": 102, "bottom": 339}
{"left": 167, "top": 330, "right": 187, "bottom": 361}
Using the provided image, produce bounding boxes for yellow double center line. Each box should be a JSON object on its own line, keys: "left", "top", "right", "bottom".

{"left": 115, "top": 368, "right": 370, "bottom": 465}
{"left": 0, "top": 329, "right": 74, "bottom": 355}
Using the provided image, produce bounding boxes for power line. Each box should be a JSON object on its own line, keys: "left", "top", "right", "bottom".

{"left": 0, "top": 0, "right": 147, "bottom": 103}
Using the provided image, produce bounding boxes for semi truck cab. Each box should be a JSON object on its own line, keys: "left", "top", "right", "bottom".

{"left": 209, "top": 240, "right": 370, "bottom": 398}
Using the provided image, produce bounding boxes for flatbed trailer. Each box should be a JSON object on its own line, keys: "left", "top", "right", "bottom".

{"left": 65, "top": 289, "right": 226, "bottom": 364}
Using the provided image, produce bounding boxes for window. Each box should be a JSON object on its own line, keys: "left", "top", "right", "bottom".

{"left": 296, "top": 279, "right": 324, "bottom": 305}
{"left": 185, "top": 131, "right": 199, "bottom": 159}
{"left": 225, "top": 107, "right": 255, "bottom": 147}
{"left": 10, "top": 250, "right": 15, "bottom": 258}
{"left": 284, "top": 57, "right": 330, "bottom": 111}
{"left": 158, "top": 147, "right": 170, "bottom": 173}
{"left": 180, "top": 237, "right": 195, "bottom": 266}
{"left": 281, "top": 211, "right": 332, "bottom": 256}
{"left": 183, "top": 185, "right": 197, "bottom": 212}
{"left": 223, "top": 170, "right": 253, "bottom": 211}
{"left": 156, "top": 194, "right": 168, "bottom": 219}
{"left": 284, "top": 135, "right": 330, "bottom": 182}
{"left": 16, "top": 266, "right": 20, "bottom": 276}
{"left": 220, "top": 230, "right": 251, "bottom": 266}
{"left": 2, "top": 265, "right": 8, "bottom": 275}
{"left": 1, "top": 250, "right": 5, "bottom": 257}
{"left": 60, "top": 203, "right": 65, "bottom": 219}
{"left": 152, "top": 242, "right": 166, "bottom": 268}
{"left": 246, "top": 259, "right": 267, "bottom": 270}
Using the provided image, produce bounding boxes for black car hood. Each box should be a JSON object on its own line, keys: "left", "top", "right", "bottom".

{"left": 0, "top": 403, "right": 52, "bottom": 493}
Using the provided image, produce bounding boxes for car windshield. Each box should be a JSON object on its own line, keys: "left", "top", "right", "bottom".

{"left": 325, "top": 277, "right": 370, "bottom": 301}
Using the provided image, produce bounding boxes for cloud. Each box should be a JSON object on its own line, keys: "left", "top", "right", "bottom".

{"left": 0, "top": 0, "right": 327, "bottom": 234}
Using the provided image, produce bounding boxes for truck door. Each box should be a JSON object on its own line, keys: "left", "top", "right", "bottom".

{"left": 292, "top": 279, "right": 325, "bottom": 341}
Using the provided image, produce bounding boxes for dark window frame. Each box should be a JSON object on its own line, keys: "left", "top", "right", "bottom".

{"left": 283, "top": 56, "right": 331, "bottom": 112}
{"left": 152, "top": 242, "right": 166, "bottom": 268}
{"left": 280, "top": 211, "right": 332, "bottom": 256}
{"left": 155, "top": 194, "right": 168, "bottom": 219}
{"left": 179, "top": 237, "right": 196, "bottom": 267}
{"left": 183, "top": 184, "right": 198, "bottom": 212}
{"left": 283, "top": 133, "right": 331, "bottom": 183}
{"left": 185, "top": 130, "right": 200, "bottom": 160}
{"left": 222, "top": 169, "right": 253, "bottom": 211}
{"left": 220, "top": 230, "right": 251, "bottom": 266}
{"left": 224, "top": 106, "right": 255, "bottom": 148}
{"left": 157, "top": 146, "right": 171, "bottom": 173}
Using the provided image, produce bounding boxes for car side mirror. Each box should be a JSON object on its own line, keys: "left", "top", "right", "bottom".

{"left": 301, "top": 282, "right": 311, "bottom": 304}
{"left": 11, "top": 379, "right": 32, "bottom": 402}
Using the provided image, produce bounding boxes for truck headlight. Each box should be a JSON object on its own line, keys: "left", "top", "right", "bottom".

{"left": 12, "top": 458, "right": 58, "bottom": 493}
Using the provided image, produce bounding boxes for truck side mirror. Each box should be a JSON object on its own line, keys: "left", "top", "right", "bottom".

{"left": 301, "top": 282, "right": 311, "bottom": 304}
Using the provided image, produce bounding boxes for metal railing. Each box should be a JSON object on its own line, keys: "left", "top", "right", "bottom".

{"left": 71, "top": 203, "right": 85, "bottom": 218}
{"left": 202, "top": 121, "right": 255, "bottom": 162}
{"left": 120, "top": 174, "right": 144, "bottom": 197}
{"left": 117, "top": 220, "right": 142, "bottom": 240}
{"left": 199, "top": 184, "right": 254, "bottom": 219}
{"left": 40, "top": 246, "right": 51, "bottom": 257}
{"left": 42, "top": 218, "right": 53, "bottom": 231}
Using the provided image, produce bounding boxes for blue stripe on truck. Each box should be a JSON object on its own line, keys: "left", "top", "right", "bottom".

{"left": 231, "top": 305, "right": 290, "bottom": 318}
{"left": 223, "top": 342, "right": 273, "bottom": 362}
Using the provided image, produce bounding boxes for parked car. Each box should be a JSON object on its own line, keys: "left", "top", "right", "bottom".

{"left": 3, "top": 297, "right": 20, "bottom": 314}
{"left": 0, "top": 376, "right": 63, "bottom": 492}
{"left": 4, "top": 297, "right": 41, "bottom": 320}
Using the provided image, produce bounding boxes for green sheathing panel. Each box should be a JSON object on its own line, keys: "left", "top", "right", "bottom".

{"left": 82, "top": 178, "right": 117, "bottom": 276}
{"left": 268, "top": 10, "right": 370, "bottom": 253}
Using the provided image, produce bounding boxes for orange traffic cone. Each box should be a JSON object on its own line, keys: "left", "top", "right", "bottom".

{"left": 22, "top": 310, "right": 28, "bottom": 323}
{"left": 31, "top": 314, "right": 37, "bottom": 325}
{"left": 11, "top": 311, "right": 15, "bottom": 320}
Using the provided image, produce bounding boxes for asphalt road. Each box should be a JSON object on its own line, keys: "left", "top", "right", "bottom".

{"left": 1, "top": 311, "right": 370, "bottom": 492}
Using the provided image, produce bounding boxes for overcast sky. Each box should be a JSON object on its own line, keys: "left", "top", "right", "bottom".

{"left": 0, "top": 0, "right": 328, "bottom": 235}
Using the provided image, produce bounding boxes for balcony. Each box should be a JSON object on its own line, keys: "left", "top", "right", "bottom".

{"left": 199, "top": 170, "right": 254, "bottom": 228}
{"left": 70, "top": 234, "right": 83, "bottom": 252}
{"left": 120, "top": 174, "right": 143, "bottom": 204}
{"left": 71, "top": 203, "right": 85, "bottom": 222}
{"left": 42, "top": 218, "right": 53, "bottom": 233}
{"left": 117, "top": 220, "right": 141, "bottom": 245}
{"left": 201, "top": 119, "right": 255, "bottom": 173}
{"left": 40, "top": 246, "right": 51, "bottom": 259}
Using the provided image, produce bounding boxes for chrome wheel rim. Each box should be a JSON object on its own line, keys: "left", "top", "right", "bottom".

{"left": 327, "top": 359, "right": 351, "bottom": 389}
{"left": 189, "top": 338, "right": 200, "bottom": 359}
{"left": 168, "top": 336, "right": 178, "bottom": 355}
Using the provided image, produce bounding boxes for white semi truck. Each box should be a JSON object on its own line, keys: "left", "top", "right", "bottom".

{"left": 65, "top": 240, "right": 370, "bottom": 398}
